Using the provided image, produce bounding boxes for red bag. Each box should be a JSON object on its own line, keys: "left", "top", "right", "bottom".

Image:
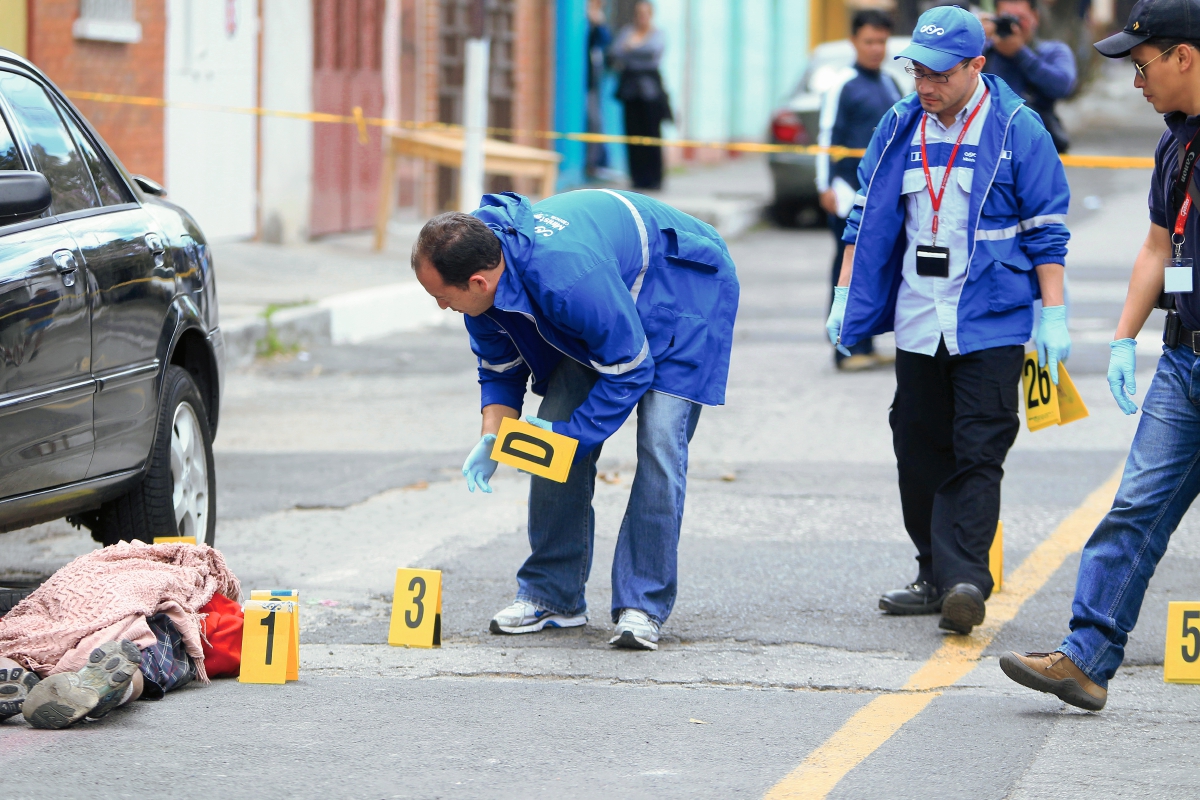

{"left": 200, "top": 593, "right": 244, "bottom": 678}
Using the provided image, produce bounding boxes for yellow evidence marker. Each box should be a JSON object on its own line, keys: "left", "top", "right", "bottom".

{"left": 1055, "top": 363, "right": 1090, "bottom": 425}
{"left": 249, "top": 590, "right": 300, "bottom": 681}
{"left": 1021, "top": 353, "right": 1090, "bottom": 432}
{"left": 388, "top": 568, "right": 442, "bottom": 648}
{"left": 1022, "top": 352, "right": 1061, "bottom": 431}
{"left": 153, "top": 536, "right": 197, "bottom": 544}
{"left": 1164, "top": 601, "right": 1200, "bottom": 683}
{"left": 990, "top": 521, "right": 1003, "bottom": 593}
{"left": 239, "top": 598, "right": 298, "bottom": 684}
{"left": 490, "top": 416, "right": 578, "bottom": 483}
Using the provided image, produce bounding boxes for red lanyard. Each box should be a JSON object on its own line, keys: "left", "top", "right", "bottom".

{"left": 1173, "top": 129, "right": 1200, "bottom": 240}
{"left": 920, "top": 87, "right": 990, "bottom": 246}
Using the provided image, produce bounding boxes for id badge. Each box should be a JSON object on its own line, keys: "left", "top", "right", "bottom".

{"left": 1165, "top": 258, "right": 1194, "bottom": 294}
{"left": 915, "top": 245, "right": 950, "bottom": 278}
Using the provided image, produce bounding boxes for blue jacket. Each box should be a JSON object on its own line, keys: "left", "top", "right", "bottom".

{"left": 466, "top": 190, "right": 739, "bottom": 457}
{"left": 840, "top": 73, "right": 1070, "bottom": 354}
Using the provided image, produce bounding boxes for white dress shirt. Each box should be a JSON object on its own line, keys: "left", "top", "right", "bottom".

{"left": 894, "top": 78, "right": 990, "bottom": 356}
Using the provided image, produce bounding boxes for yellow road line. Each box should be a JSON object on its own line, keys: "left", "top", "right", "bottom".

{"left": 62, "top": 89, "right": 1156, "bottom": 168}
{"left": 764, "top": 468, "right": 1122, "bottom": 800}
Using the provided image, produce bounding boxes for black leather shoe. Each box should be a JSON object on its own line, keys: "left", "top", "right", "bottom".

{"left": 879, "top": 581, "right": 943, "bottom": 615}
{"left": 939, "top": 583, "right": 986, "bottom": 634}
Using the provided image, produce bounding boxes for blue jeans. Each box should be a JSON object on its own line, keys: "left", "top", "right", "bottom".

{"left": 1061, "top": 344, "right": 1200, "bottom": 688}
{"left": 515, "top": 359, "right": 702, "bottom": 624}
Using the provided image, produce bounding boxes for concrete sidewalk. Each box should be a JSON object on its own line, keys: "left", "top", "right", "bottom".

{"left": 213, "top": 157, "right": 773, "bottom": 364}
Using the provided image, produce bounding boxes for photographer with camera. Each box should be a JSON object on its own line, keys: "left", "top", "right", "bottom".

{"left": 983, "top": 0, "right": 1076, "bottom": 152}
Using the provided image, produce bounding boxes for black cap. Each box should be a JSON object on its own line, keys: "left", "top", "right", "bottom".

{"left": 1095, "top": 0, "right": 1200, "bottom": 58}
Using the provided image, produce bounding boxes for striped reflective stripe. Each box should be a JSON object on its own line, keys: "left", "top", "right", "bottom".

{"left": 480, "top": 356, "right": 525, "bottom": 372}
{"left": 590, "top": 339, "right": 650, "bottom": 375}
{"left": 596, "top": 188, "right": 650, "bottom": 301}
{"left": 976, "top": 214, "right": 1069, "bottom": 242}
{"left": 1019, "top": 213, "right": 1067, "bottom": 231}
{"left": 976, "top": 225, "right": 1018, "bottom": 241}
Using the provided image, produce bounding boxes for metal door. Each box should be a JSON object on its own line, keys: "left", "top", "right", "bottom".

{"left": 311, "top": 0, "right": 385, "bottom": 237}
{"left": 0, "top": 83, "right": 94, "bottom": 497}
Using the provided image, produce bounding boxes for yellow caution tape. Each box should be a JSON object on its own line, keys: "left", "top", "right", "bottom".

{"left": 64, "top": 89, "right": 1156, "bottom": 168}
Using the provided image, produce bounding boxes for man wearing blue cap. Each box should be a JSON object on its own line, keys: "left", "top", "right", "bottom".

{"left": 825, "top": 5, "right": 1071, "bottom": 634}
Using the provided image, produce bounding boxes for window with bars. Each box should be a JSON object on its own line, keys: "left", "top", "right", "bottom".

{"left": 74, "top": 0, "right": 142, "bottom": 44}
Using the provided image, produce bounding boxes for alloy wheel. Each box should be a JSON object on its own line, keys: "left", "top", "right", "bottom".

{"left": 170, "top": 400, "right": 209, "bottom": 540}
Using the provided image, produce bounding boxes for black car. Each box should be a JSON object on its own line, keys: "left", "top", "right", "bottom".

{"left": 0, "top": 51, "right": 222, "bottom": 548}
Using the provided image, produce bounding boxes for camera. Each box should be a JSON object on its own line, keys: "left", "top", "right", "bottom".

{"left": 993, "top": 14, "right": 1021, "bottom": 37}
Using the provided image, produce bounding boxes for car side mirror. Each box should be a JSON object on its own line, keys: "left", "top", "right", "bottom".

{"left": 0, "top": 170, "right": 52, "bottom": 224}
{"left": 132, "top": 174, "right": 165, "bottom": 196}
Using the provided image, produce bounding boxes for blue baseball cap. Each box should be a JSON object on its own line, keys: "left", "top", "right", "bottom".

{"left": 896, "top": 5, "right": 985, "bottom": 73}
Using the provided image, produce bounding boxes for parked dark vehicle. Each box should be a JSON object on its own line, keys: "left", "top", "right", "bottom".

{"left": 0, "top": 51, "right": 223, "bottom": 547}
{"left": 768, "top": 36, "right": 913, "bottom": 226}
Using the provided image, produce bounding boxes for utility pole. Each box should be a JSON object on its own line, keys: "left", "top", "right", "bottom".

{"left": 459, "top": 0, "right": 489, "bottom": 212}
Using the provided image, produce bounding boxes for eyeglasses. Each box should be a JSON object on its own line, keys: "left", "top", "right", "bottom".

{"left": 1134, "top": 44, "right": 1180, "bottom": 80}
{"left": 904, "top": 60, "right": 971, "bottom": 84}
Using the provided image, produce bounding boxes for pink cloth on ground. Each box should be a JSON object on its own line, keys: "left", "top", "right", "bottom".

{"left": 0, "top": 541, "right": 241, "bottom": 682}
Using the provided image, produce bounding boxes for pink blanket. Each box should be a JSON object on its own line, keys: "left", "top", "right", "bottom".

{"left": 0, "top": 541, "right": 241, "bottom": 682}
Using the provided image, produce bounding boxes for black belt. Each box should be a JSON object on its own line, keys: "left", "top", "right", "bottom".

{"left": 1176, "top": 325, "right": 1200, "bottom": 354}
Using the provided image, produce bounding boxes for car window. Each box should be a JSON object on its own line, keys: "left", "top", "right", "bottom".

{"left": 58, "top": 101, "right": 132, "bottom": 206}
{"left": 0, "top": 72, "right": 99, "bottom": 214}
{"left": 0, "top": 113, "right": 22, "bottom": 172}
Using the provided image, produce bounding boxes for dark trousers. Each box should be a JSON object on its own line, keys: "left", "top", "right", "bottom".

{"left": 623, "top": 99, "right": 664, "bottom": 190}
{"left": 890, "top": 340, "right": 1023, "bottom": 597}
{"left": 828, "top": 214, "right": 873, "bottom": 362}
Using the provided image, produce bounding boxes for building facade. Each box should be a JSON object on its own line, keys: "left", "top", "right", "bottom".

{"left": 2, "top": 1, "right": 880, "bottom": 242}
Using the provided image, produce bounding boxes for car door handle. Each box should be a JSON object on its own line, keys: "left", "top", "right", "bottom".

{"left": 52, "top": 249, "right": 78, "bottom": 287}
{"left": 145, "top": 233, "right": 165, "bottom": 268}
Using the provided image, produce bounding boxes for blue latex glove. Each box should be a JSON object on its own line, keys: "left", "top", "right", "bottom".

{"left": 462, "top": 434, "right": 498, "bottom": 493}
{"left": 1107, "top": 338, "right": 1138, "bottom": 415}
{"left": 826, "top": 286, "right": 852, "bottom": 357}
{"left": 525, "top": 415, "right": 554, "bottom": 431}
{"left": 1036, "top": 304, "right": 1072, "bottom": 385}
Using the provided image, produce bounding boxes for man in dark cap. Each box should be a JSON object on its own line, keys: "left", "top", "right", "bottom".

{"left": 1001, "top": 0, "right": 1200, "bottom": 711}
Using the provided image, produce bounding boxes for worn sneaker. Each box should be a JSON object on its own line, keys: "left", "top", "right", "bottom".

{"left": 23, "top": 640, "right": 141, "bottom": 729}
{"left": 610, "top": 608, "right": 660, "bottom": 651}
{"left": 489, "top": 600, "right": 586, "bottom": 635}
{"left": 0, "top": 665, "right": 40, "bottom": 720}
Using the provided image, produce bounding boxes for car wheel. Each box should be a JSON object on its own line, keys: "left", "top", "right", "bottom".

{"left": 772, "top": 197, "right": 804, "bottom": 228}
{"left": 94, "top": 365, "right": 216, "bottom": 547}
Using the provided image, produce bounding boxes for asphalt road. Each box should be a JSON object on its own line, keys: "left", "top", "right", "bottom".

{"left": 4, "top": 130, "right": 1200, "bottom": 799}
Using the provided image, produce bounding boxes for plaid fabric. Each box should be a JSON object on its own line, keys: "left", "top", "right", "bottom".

{"left": 139, "top": 614, "right": 196, "bottom": 699}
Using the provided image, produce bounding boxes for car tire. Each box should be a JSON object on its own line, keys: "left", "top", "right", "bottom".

{"left": 772, "top": 197, "right": 804, "bottom": 228}
{"left": 0, "top": 586, "right": 33, "bottom": 617}
{"left": 92, "top": 365, "right": 217, "bottom": 548}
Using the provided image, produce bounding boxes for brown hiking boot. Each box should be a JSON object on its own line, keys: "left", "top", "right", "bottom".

{"left": 999, "top": 651, "right": 1107, "bottom": 711}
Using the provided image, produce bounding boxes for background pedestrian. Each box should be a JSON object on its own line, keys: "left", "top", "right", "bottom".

{"left": 586, "top": 0, "right": 612, "bottom": 180}
{"left": 816, "top": 9, "right": 901, "bottom": 371}
{"left": 983, "top": 0, "right": 1078, "bottom": 152}
{"left": 611, "top": 0, "right": 671, "bottom": 191}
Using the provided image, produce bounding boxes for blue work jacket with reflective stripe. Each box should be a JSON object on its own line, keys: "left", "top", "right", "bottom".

{"left": 840, "top": 73, "right": 1070, "bottom": 354}
{"left": 466, "top": 190, "right": 739, "bottom": 457}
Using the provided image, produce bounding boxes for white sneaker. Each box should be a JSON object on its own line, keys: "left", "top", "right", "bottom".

{"left": 489, "top": 600, "right": 587, "bottom": 635}
{"left": 610, "top": 608, "right": 660, "bottom": 651}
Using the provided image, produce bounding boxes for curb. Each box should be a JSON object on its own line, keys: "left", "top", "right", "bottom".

{"left": 222, "top": 282, "right": 449, "bottom": 366}
{"left": 657, "top": 196, "right": 767, "bottom": 240}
